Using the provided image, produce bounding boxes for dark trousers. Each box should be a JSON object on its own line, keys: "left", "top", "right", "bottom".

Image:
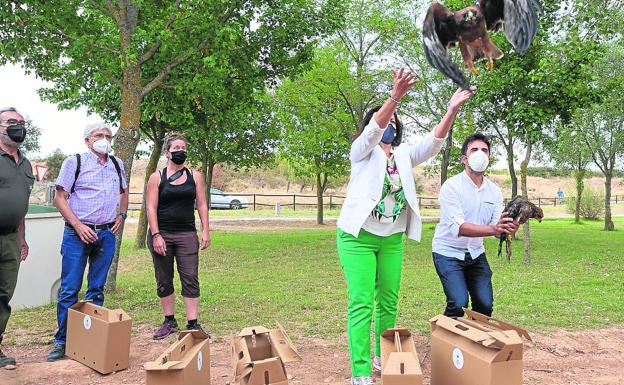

{"left": 55, "top": 227, "right": 115, "bottom": 345}
{"left": 147, "top": 230, "right": 200, "bottom": 298}
{"left": 0, "top": 232, "right": 20, "bottom": 339}
{"left": 433, "top": 252, "right": 493, "bottom": 318}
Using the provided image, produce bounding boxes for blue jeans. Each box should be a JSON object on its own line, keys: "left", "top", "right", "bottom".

{"left": 54, "top": 226, "right": 115, "bottom": 345}
{"left": 432, "top": 252, "right": 493, "bottom": 318}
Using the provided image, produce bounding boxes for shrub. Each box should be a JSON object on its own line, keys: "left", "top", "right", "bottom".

{"left": 567, "top": 187, "right": 604, "bottom": 220}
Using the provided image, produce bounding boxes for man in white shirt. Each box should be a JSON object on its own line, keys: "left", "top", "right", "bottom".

{"left": 432, "top": 133, "right": 518, "bottom": 318}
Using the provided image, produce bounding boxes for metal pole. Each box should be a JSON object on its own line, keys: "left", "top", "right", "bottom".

{"left": 253, "top": 194, "right": 256, "bottom": 211}
{"left": 329, "top": 195, "right": 333, "bottom": 210}
{"left": 293, "top": 194, "right": 296, "bottom": 211}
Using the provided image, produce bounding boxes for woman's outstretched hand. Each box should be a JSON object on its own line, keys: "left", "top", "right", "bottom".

{"left": 448, "top": 86, "right": 477, "bottom": 112}
{"left": 390, "top": 68, "right": 419, "bottom": 101}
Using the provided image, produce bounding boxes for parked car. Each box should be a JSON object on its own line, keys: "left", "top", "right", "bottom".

{"left": 210, "top": 188, "right": 248, "bottom": 210}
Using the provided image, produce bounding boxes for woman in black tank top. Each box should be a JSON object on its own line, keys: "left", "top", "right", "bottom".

{"left": 146, "top": 132, "right": 210, "bottom": 339}
{"left": 157, "top": 166, "right": 196, "bottom": 232}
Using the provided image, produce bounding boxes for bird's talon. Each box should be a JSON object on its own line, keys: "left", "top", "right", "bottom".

{"left": 486, "top": 59, "right": 494, "bottom": 70}
{"left": 470, "top": 67, "right": 478, "bottom": 76}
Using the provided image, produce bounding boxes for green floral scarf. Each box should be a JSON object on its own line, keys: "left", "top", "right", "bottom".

{"left": 371, "top": 155, "right": 407, "bottom": 222}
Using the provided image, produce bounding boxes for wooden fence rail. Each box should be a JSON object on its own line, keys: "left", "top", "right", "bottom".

{"left": 125, "top": 192, "right": 623, "bottom": 212}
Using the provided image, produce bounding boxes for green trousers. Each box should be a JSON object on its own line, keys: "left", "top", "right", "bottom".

{"left": 337, "top": 228, "right": 404, "bottom": 377}
{"left": 0, "top": 232, "right": 20, "bottom": 338}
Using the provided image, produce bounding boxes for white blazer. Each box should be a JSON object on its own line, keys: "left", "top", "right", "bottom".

{"left": 337, "top": 115, "right": 446, "bottom": 241}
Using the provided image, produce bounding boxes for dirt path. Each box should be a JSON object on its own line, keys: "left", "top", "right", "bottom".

{"left": 1, "top": 325, "right": 622, "bottom": 385}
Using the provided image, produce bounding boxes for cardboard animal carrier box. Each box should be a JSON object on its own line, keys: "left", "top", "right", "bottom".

{"left": 430, "top": 309, "right": 532, "bottom": 385}
{"left": 232, "top": 323, "right": 302, "bottom": 385}
{"left": 380, "top": 328, "right": 423, "bottom": 385}
{"left": 145, "top": 330, "right": 211, "bottom": 385}
{"left": 66, "top": 301, "right": 132, "bottom": 374}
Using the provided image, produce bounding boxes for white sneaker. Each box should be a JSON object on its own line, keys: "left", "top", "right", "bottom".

{"left": 352, "top": 376, "right": 374, "bottom": 385}
{"left": 373, "top": 356, "right": 382, "bottom": 372}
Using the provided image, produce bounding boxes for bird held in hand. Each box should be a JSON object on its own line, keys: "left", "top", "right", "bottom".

{"left": 422, "top": 0, "right": 543, "bottom": 89}
{"left": 498, "top": 196, "right": 544, "bottom": 261}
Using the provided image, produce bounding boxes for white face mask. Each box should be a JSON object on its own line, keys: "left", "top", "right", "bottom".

{"left": 467, "top": 150, "right": 489, "bottom": 173}
{"left": 92, "top": 138, "right": 112, "bottom": 155}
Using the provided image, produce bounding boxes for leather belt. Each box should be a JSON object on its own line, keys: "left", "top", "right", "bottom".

{"left": 65, "top": 222, "right": 115, "bottom": 231}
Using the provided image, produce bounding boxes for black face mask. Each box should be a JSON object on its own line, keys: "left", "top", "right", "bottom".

{"left": 170, "top": 150, "right": 187, "bottom": 165}
{"left": 6, "top": 124, "right": 27, "bottom": 143}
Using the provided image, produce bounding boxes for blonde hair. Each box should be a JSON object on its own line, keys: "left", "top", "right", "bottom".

{"left": 162, "top": 131, "right": 188, "bottom": 152}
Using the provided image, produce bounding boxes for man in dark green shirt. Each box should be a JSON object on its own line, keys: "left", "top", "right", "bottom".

{"left": 0, "top": 107, "right": 34, "bottom": 367}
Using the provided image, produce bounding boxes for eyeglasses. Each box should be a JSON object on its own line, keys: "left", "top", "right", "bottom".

{"left": 91, "top": 132, "right": 113, "bottom": 141}
{"left": 0, "top": 119, "right": 29, "bottom": 128}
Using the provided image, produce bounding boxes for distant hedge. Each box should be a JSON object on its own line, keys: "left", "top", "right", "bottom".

{"left": 489, "top": 167, "right": 622, "bottom": 179}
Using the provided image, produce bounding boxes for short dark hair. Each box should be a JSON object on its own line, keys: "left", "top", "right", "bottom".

{"left": 352, "top": 105, "right": 403, "bottom": 147}
{"left": 461, "top": 133, "right": 491, "bottom": 155}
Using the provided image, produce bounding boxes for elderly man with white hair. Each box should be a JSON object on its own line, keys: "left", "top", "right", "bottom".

{"left": 47, "top": 122, "right": 129, "bottom": 362}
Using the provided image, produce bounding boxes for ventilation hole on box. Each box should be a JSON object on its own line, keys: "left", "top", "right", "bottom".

{"left": 116, "top": 363, "right": 119, "bottom": 367}
{"left": 238, "top": 351, "right": 244, "bottom": 360}
{"left": 455, "top": 324, "right": 469, "bottom": 331}
{"left": 506, "top": 351, "right": 513, "bottom": 362}
{"left": 400, "top": 362, "right": 405, "bottom": 374}
{"left": 93, "top": 361, "right": 96, "bottom": 365}
{"left": 264, "top": 371, "right": 270, "bottom": 385}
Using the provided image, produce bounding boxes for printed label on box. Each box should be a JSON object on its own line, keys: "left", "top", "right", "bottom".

{"left": 452, "top": 348, "right": 464, "bottom": 370}
{"left": 83, "top": 315, "right": 92, "bottom": 330}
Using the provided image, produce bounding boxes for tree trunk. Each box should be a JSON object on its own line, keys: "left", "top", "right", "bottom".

{"left": 205, "top": 158, "right": 215, "bottom": 208}
{"left": 316, "top": 169, "right": 324, "bottom": 225}
{"left": 440, "top": 128, "right": 453, "bottom": 185}
{"left": 105, "top": 64, "right": 143, "bottom": 292}
{"left": 573, "top": 169, "right": 585, "bottom": 224}
{"left": 135, "top": 135, "right": 164, "bottom": 248}
{"left": 520, "top": 141, "right": 532, "bottom": 266}
{"left": 506, "top": 144, "right": 518, "bottom": 198}
{"left": 604, "top": 171, "right": 614, "bottom": 230}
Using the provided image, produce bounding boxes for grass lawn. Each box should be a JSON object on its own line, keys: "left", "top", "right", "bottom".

{"left": 8, "top": 217, "right": 624, "bottom": 345}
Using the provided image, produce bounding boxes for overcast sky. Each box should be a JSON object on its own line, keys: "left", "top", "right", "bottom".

{"left": 0, "top": 63, "right": 108, "bottom": 157}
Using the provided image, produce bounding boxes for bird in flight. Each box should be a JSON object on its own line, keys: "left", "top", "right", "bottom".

{"left": 423, "top": 0, "right": 543, "bottom": 89}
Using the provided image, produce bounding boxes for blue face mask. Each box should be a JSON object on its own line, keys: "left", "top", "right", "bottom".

{"left": 381, "top": 123, "right": 396, "bottom": 144}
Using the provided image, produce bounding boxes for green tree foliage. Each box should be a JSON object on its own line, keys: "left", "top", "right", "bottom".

{"left": 0, "top": 0, "right": 343, "bottom": 290}
{"left": 276, "top": 46, "right": 353, "bottom": 224}
{"left": 551, "top": 121, "right": 593, "bottom": 224}
{"left": 22, "top": 120, "right": 41, "bottom": 156}
{"left": 42, "top": 148, "right": 66, "bottom": 181}
{"left": 566, "top": 186, "right": 604, "bottom": 221}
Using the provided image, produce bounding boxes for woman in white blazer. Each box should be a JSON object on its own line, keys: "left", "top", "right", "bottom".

{"left": 336, "top": 68, "right": 476, "bottom": 385}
